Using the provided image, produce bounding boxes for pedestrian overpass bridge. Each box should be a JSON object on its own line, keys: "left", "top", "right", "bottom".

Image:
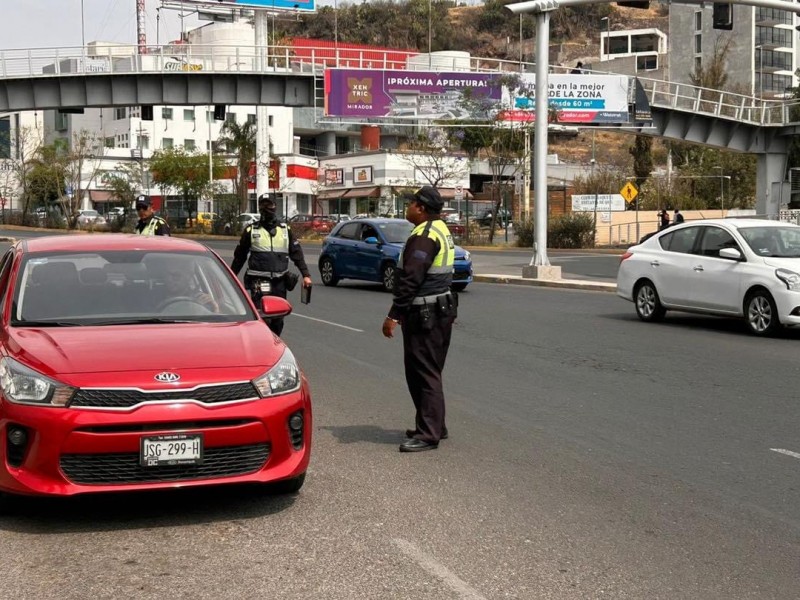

{"left": 1, "top": 43, "right": 797, "bottom": 214}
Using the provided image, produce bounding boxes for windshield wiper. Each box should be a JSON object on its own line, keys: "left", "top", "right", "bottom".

{"left": 12, "top": 320, "right": 83, "bottom": 327}
{"left": 90, "top": 318, "right": 198, "bottom": 326}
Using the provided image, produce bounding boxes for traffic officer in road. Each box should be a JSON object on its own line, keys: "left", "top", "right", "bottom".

{"left": 134, "top": 196, "right": 170, "bottom": 236}
{"left": 382, "top": 186, "right": 458, "bottom": 453}
{"left": 231, "top": 193, "right": 312, "bottom": 335}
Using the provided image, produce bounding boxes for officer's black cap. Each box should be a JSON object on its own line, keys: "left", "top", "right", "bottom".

{"left": 258, "top": 193, "right": 276, "bottom": 208}
{"left": 413, "top": 186, "right": 443, "bottom": 213}
{"left": 135, "top": 195, "right": 151, "bottom": 208}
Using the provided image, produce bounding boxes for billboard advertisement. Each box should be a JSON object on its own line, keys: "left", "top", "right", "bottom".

{"left": 324, "top": 69, "right": 502, "bottom": 119}
{"left": 181, "top": 0, "right": 315, "bottom": 12}
{"left": 503, "top": 74, "right": 630, "bottom": 124}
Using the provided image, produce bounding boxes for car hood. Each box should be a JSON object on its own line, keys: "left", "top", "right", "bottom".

{"left": 6, "top": 321, "right": 283, "bottom": 379}
{"left": 762, "top": 257, "right": 800, "bottom": 270}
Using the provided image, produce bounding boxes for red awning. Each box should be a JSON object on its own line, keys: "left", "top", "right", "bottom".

{"left": 343, "top": 186, "right": 380, "bottom": 198}
{"left": 317, "top": 189, "right": 347, "bottom": 200}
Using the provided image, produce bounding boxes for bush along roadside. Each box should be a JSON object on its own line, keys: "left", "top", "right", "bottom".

{"left": 515, "top": 213, "right": 596, "bottom": 249}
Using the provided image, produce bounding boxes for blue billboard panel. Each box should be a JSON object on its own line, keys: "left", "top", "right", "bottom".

{"left": 187, "top": 0, "right": 315, "bottom": 12}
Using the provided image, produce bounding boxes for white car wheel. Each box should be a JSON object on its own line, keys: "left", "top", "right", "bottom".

{"left": 745, "top": 290, "right": 779, "bottom": 336}
{"left": 634, "top": 281, "right": 666, "bottom": 322}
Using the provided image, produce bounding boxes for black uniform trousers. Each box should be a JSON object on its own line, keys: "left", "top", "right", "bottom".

{"left": 245, "top": 274, "right": 287, "bottom": 336}
{"left": 401, "top": 311, "right": 454, "bottom": 444}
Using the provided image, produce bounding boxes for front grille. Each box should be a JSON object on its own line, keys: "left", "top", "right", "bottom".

{"left": 60, "top": 443, "right": 270, "bottom": 485}
{"left": 69, "top": 382, "right": 259, "bottom": 409}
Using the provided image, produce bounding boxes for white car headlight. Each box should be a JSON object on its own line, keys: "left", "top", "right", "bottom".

{"left": 776, "top": 268, "right": 800, "bottom": 290}
{"left": 463, "top": 250, "right": 471, "bottom": 261}
{"left": 0, "top": 357, "right": 74, "bottom": 406}
{"left": 253, "top": 348, "right": 301, "bottom": 397}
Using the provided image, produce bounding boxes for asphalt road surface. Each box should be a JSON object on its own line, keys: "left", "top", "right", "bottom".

{"left": 1, "top": 231, "right": 798, "bottom": 599}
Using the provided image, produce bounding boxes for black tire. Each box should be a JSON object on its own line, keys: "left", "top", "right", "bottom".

{"left": 381, "top": 263, "right": 396, "bottom": 293}
{"left": 319, "top": 257, "right": 339, "bottom": 287}
{"left": 451, "top": 283, "right": 468, "bottom": 292}
{"left": 268, "top": 472, "right": 306, "bottom": 495}
{"left": 744, "top": 289, "right": 780, "bottom": 336}
{"left": 0, "top": 491, "right": 18, "bottom": 515}
{"left": 634, "top": 280, "right": 666, "bottom": 322}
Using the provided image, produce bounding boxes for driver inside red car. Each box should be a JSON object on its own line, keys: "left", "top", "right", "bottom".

{"left": 162, "top": 267, "right": 219, "bottom": 313}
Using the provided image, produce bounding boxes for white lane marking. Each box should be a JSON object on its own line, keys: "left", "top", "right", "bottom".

{"left": 291, "top": 313, "right": 364, "bottom": 332}
{"left": 770, "top": 448, "right": 800, "bottom": 460}
{"left": 392, "top": 538, "right": 487, "bottom": 600}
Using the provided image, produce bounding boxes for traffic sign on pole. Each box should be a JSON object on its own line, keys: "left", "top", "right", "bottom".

{"left": 620, "top": 181, "right": 638, "bottom": 203}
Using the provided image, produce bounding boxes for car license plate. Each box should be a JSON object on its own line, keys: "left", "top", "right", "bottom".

{"left": 140, "top": 433, "right": 203, "bottom": 467}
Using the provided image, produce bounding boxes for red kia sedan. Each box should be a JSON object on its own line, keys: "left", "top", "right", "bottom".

{"left": 0, "top": 235, "right": 311, "bottom": 508}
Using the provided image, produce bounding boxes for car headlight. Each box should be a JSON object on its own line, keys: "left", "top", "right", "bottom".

{"left": 0, "top": 357, "right": 74, "bottom": 406}
{"left": 776, "top": 268, "right": 800, "bottom": 290}
{"left": 463, "top": 250, "right": 471, "bottom": 261}
{"left": 252, "top": 348, "right": 301, "bottom": 397}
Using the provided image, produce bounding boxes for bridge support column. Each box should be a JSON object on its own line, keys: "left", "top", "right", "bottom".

{"left": 756, "top": 152, "right": 788, "bottom": 219}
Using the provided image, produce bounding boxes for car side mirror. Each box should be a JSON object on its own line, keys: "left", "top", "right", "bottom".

{"left": 260, "top": 296, "right": 292, "bottom": 322}
{"left": 719, "top": 247, "right": 744, "bottom": 261}
{"left": 364, "top": 236, "right": 380, "bottom": 245}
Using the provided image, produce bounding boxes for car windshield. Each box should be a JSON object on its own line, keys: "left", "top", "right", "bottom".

{"left": 738, "top": 226, "right": 800, "bottom": 257}
{"left": 12, "top": 251, "right": 254, "bottom": 326}
{"left": 377, "top": 221, "right": 414, "bottom": 243}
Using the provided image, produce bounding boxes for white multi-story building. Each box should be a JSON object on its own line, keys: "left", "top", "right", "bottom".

{"left": 669, "top": 5, "right": 797, "bottom": 98}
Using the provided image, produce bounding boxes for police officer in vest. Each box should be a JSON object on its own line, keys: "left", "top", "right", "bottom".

{"left": 231, "top": 193, "right": 312, "bottom": 335}
{"left": 134, "top": 196, "right": 170, "bottom": 236}
{"left": 382, "top": 186, "right": 458, "bottom": 452}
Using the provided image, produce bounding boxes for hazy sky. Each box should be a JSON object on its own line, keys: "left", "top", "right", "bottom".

{"left": 1, "top": 0, "right": 337, "bottom": 50}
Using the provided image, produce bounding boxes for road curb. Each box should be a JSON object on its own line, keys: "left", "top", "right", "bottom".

{"left": 473, "top": 274, "right": 617, "bottom": 293}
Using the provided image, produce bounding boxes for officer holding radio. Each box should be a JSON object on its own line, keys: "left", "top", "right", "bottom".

{"left": 382, "top": 186, "right": 457, "bottom": 453}
{"left": 231, "top": 194, "right": 312, "bottom": 335}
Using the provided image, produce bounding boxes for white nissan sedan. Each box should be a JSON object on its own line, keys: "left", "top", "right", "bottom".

{"left": 617, "top": 219, "right": 800, "bottom": 336}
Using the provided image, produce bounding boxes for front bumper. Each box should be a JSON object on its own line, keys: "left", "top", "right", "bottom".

{"left": 454, "top": 262, "right": 473, "bottom": 284}
{"left": 0, "top": 380, "right": 312, "bottom": 498}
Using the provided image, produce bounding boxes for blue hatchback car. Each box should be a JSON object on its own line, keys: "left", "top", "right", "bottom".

{"left": 318, "top": 218, "right": 473, "bottom": 292}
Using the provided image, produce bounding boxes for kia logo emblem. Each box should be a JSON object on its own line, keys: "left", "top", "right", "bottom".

{"left": 154, "top": 372, "right": 180, "bottom": 383}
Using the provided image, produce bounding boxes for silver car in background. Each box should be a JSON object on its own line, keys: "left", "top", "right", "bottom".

{"left": 617, "top": 219, "right": 800, "bottom": 336}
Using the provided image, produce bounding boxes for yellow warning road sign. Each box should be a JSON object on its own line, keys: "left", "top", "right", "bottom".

{"left": 620, "top": 182, "right": 638, "bottom": 203}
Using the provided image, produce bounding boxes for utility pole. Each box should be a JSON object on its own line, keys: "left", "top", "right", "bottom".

{"left": 255, "top": 10, "right": 271, "bottom": 212}
{"left": 208, "top": 106, "right": 214, "bottom": 213}
{"left": 591, "top": 129, "right": 598, "bottom": 244}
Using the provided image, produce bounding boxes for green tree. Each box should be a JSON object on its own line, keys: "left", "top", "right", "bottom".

{"left": 629, "top": 136, "right": 653, "bottom": 190}
{"left": 217, "top": 119, "right": 256, "bottom": 213}
{"left": 150, "top": 147, "right": 223, "bottom": 227}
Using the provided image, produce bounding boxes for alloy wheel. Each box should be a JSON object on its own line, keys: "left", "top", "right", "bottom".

{"left": 748, "top": 294, "right": 774, "bottom": 334}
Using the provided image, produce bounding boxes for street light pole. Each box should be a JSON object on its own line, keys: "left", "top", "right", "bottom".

{"left": 713, "top": 166, "right": 724, "bottom": 213}
{"left": 80, "top": 0, "right": 86, "bottom": 50}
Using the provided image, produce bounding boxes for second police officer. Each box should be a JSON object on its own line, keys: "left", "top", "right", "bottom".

{"left": 382, "top": 186, "right": 458, "bottom": 453}
{"left": 134, "top": 196, "right": 170, "bottom": 236}
{"left": 231, "top": 193, "right": 312, "bottom": 336}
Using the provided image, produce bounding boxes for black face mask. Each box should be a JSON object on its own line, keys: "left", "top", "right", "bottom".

{"left": 260, "top": 207, "right": 276, "bottom": 222}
